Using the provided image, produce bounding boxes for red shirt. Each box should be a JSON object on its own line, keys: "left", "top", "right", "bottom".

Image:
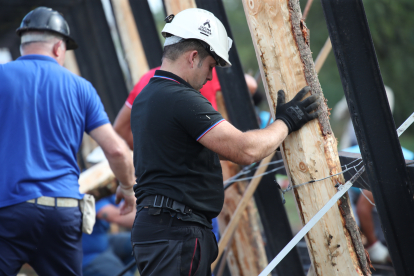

{"left": 125, "top": 67, "right": 221, "bottom": 110}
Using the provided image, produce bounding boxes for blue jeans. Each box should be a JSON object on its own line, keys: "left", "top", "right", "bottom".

{"left": 0, "top": 202, "right": 82, "bottom": 276}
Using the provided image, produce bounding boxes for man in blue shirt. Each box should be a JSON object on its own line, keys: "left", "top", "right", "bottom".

{"left": 0, "top": 7, "right": 136, "bottom": 275}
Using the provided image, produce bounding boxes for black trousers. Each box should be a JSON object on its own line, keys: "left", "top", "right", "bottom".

{"left": 131, "top": 209, "right": 218, "bottom": 276}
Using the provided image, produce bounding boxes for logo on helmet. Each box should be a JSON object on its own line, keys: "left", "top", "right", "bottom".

{"left": 198, "top": 19, "right": 212, "bottom": 37}
{"left": 203, "top": 19, "right": 211, "bottom": 28}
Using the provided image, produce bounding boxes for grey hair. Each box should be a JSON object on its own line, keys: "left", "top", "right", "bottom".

{"left": 20, "top": 31, "right": 66, "bottom": 55}
{"left": 21, "top": 31, "right": 64, "bottom": 45}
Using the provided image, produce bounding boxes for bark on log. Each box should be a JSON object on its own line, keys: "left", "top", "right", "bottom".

{"left": 111, "top": 0, "right": 149, "bottom": 85}
{"left": 242, "top": 0, "right": 370, "bottom": 275}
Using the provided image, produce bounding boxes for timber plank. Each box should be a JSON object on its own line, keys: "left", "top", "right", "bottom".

{"left": 111, "top": 0, "right": 149, "bottom": 85}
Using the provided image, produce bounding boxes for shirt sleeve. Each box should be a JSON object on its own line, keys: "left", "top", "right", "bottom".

{"left": 174, "top": 89, "right": 225, "bottom": 141}
{"left": 84, "top": 82, "right": 110, "bottom": 134}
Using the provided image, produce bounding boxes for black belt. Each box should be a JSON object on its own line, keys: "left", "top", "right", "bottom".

{"left": 138, "top": 195, "right": 193, "bottom": 215}
{"left": 136, "top": 210, "right": 205, "bottom": 228}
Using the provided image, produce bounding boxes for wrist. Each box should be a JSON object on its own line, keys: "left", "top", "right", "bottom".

{"left": 119, "top": 184, "right": 134, "bottom": 196}
{"left": 275, "top": 117, "right": 292, "bottom": 134}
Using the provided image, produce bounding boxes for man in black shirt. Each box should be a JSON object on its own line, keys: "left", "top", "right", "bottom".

{"left": 131, "top": 8, "right": 321, "bottom": 276}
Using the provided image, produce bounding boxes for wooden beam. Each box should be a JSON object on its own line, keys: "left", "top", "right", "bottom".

{"left": 163, "top": 0, "right": 196, "bottom": 15}
{"left": 128, "top": 0, "right": 163, "bottom": 69}
{"left": 111, "top": 0, "right": 149, "bottom": 84}
{"left": 216, "top": 101, "right": 269, "bottom": 276}
{"left": 302, "top": 0, "right": 314, "bottom": 20}
{"left": 314, "top": 38, "right": 332, "bottom": 74}
{"left": 65, "top": 0, "right": 129, "bottom": 122}
{"left": 78, "top": 159, "right": 114, "bottom": 194}
{"left": 212, "top": 153, "right": 275, "bottom": 271}
{"left": 242, "top": 1, "right": 369, "bottom": 275}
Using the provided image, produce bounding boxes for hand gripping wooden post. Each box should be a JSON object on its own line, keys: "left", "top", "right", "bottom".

{"left": 242, "top": 1, "right": 370, "bottom": 275}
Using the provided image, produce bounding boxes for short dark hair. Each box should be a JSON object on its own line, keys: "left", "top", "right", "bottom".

{"left": 162, "top": 39, "right": 211, "bottom": 65}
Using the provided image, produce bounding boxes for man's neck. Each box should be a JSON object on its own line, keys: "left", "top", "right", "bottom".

{"left": 21, "top": 47, "right": 61, "bottom": 65}
{"left": 160, "top": 60, "right": 191, "bottom": 85}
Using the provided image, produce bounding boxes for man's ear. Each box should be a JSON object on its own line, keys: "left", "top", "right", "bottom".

{"left": 188, "top": 50, "right": 198, "bottom": 68}
{"left": 53, "top": 40, "right": 64, "bottom": 57}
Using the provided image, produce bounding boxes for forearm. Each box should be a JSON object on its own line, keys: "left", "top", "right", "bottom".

{"left": 98, "top": 204, "right": 136, "bottom": 228}
{"left": 237, "top": 119, "right": 288, "bottom": 164}
{"left": 113, "top": 209, "right": 136, "bottom": 228}
{"left": 105, "top": 140, "right": 135, "bottom": 188}
{"left": 199, "top": 120, "right": 288, "bottom": 165}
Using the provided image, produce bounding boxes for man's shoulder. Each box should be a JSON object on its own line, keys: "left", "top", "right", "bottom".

{"left": 58, "top": 66, "right": 96, "bottom": 92}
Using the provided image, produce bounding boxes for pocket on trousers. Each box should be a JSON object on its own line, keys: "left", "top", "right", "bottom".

{"left": 132, "top": 240, "right": 171, "bottom": 275}
{"left": 180, "top": 238, "right": 201, "bottom": 276}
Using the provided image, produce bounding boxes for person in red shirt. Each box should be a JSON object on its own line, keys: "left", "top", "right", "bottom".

{"left": 114, "top": 67, "right": 254, "bottom": 150}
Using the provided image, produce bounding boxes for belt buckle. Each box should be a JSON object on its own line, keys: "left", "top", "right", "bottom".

{"left": 153, "top": 195, "right": 164, "bottom": 208}
{"left": 172, "top": 201, "right": 186, "bottom": 214}
{"left": 165, "top": 197, "right": 173, "bottom": 209}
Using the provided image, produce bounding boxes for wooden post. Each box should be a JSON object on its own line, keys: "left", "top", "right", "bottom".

{"left": 163, "top": 0, "right": 196, "bottom": 15}
{"left": 243, "top": 1, "right": 370, "bottom": 275}
{"left": 213, "top": 153, "right": 275, "bottom": 271}
{"left": 111, "top": 0, "right": 149, "bottom": 84}
{"left": 314, "top": 38, "right": 332, "bottom": 74}
{"left": 65, "top": 0, "right": 129, "bottom": 122}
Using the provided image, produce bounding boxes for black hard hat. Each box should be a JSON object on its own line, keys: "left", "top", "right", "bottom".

{"left": 16, "top": 7, "right": 78, "bottom": 50}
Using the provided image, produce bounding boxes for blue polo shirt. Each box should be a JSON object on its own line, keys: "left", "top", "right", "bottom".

{"left": 0, "top": 55, "right": 110, "bottom": 208}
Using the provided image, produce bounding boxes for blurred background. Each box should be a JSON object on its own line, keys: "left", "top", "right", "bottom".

{"left": 1, "top": 0, "right": 411, "bottom": 275}
{"left": 2, "top": 0, "right": 412, "bottom": 146}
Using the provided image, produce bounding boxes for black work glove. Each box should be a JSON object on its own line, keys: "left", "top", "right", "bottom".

{"left": 275, "top": 86, "right": 321, "bottom": 134}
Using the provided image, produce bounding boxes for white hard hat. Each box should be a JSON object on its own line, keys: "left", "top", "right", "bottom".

{"left": 161, "top": 8, "right": 233, "bottom": 67}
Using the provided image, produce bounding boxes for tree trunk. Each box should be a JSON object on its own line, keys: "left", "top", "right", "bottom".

{"left": 242, "top": 0, "right": 370, "bottom": 275}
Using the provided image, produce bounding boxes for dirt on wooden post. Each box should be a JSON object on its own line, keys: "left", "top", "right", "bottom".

{"left": 242, "top": 0, "right": 370, "bottom": 275}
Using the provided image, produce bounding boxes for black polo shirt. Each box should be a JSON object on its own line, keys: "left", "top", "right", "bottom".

{"left": 131, "top": 70, "right": 225, "bottom": 226}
